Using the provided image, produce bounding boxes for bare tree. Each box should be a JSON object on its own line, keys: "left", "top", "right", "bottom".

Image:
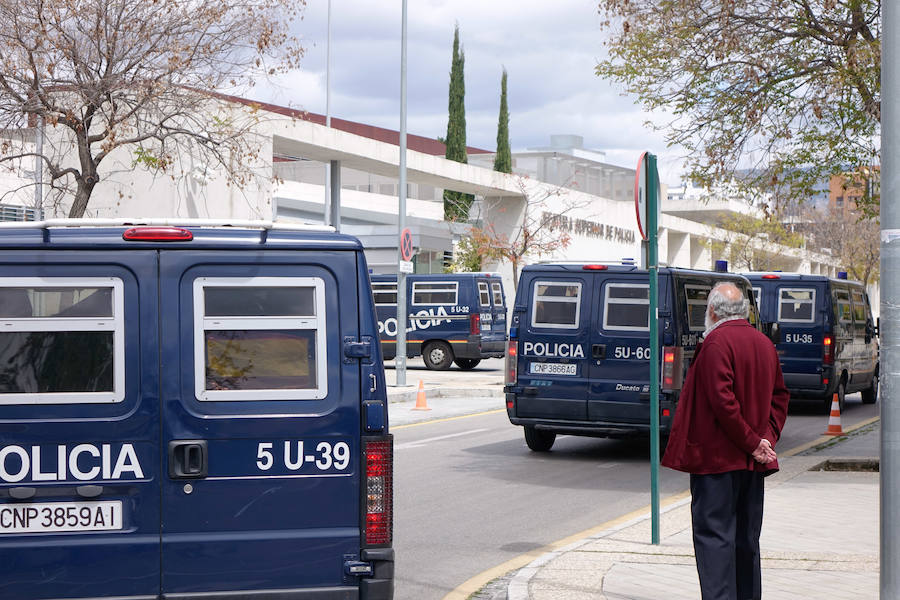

{"left": 463, "top": 177, "right": 585, "bottom": 287}
{"left": 800, "top": 207, "right": 880, "bottom": 285}
{"left": 0, "top": 0, "right": 304, "bottom": 217}
{"left": 707, "top": 212, "right": 805, "bottom": 272}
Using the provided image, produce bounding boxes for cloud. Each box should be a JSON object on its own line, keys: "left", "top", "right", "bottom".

{"left": 263, "top": 0, "right": 688, "bottom": 183}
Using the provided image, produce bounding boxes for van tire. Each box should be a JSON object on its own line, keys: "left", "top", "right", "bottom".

{"left": 524, "top": 427, "right": 556, "bottom": 452}
{"left": 454, "top": 358, "right": 481, "bottom": 370}
{"left": 825, "top": 381, "right": 846, "bottom": 414}
{"left": 862, "top": 372, "right": 879, "bottom": 404}
{"left": 423, "top": 341, "right": 454, "bottom": 370}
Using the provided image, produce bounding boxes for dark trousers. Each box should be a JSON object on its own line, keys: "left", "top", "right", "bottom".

{"left": 690, "top": 470, "right": 765, "bottom": 600}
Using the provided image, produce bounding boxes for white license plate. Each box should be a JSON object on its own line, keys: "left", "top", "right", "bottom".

{"left": 0, "top": 501, "right": 123, "bottom": 534}
{"left": 530, "top": 362, "right": 577, "bottom": 376}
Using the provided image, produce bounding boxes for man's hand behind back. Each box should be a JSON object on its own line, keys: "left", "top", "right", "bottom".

{"left": 751, "top": 438, "right": 776, "bottom": 464}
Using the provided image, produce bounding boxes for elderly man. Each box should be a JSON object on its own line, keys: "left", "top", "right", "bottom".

{"left": 662, "top": 281, "right": 790, "bottom": 600}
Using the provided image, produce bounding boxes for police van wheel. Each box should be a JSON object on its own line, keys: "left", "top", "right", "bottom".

{"left": 524, "top": 426, "right": 556, "bottom": 452}
{"left": 423, "top": 341, "right": 454, "bottom": 370}
{"left": 861, "top": 373, "right": 878, "bottom": 404}
{"left": 454, "top": 358, "right": 481, "bottom": 370}
{"left": 825, "top": 381, "right": 846, "bottom": 414}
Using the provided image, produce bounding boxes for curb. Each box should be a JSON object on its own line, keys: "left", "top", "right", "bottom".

{"left": 503, "top": 416, "right": 881, "bottom": 600}
{"left": 505, "top": 496, "right": 693, "bottom": 600}
{"left": 386, "top": 386, "right": 503, "bottom": 403}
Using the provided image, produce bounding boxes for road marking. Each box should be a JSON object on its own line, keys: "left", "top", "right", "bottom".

{"left": 395, "top": 428, "right": 489, "bottom": 450}
{"left": 442, "top": 415, "right": 881, "bottom": 600}
{"left": 391, "top": 408, "right": 505, "bottom": 430}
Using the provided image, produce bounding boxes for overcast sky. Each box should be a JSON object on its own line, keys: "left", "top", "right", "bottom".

{"left": 256, "top": 0, "right": 686, "bottom": 184}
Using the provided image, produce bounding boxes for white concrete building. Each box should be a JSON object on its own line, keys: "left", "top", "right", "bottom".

{"left": 0, "top": 97, "right": 842, "bottom": 300}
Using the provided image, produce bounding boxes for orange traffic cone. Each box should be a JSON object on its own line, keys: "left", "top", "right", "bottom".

{"left": 411, "top": 380, "right": 431, "bottom": 411}
{"left": 823, "top": 393, "right": 844, "bottom": 436}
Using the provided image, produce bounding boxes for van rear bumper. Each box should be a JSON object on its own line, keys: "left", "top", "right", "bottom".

{"left": 783, "top": 372, "right": 830, "bottom": 398}
{"left": 508, "top": 416, "right": 673, "bottom": 438}
{"left": 455, "top": 337, "right": 506, "bottom": 359}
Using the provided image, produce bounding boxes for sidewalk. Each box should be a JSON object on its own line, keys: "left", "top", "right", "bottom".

{"left": 384, "top": 357, "right": 505, "bottom": 404}
{"left": 508, "top": 419, "right": 880, "bottom": 600}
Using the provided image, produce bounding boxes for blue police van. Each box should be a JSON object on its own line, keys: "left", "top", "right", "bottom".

{"left": 743, "top": 272, "right": 879, "bottom": 412}
{"left": 371, "top": 273, "right": 507, "bottom": 370}
{"left": 0, "top": 220, "right": 393, "bottom": 600}
{"left": 505, "top": 263, "right": 758, "bottom": 451}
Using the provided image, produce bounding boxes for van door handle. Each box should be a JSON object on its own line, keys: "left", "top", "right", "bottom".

{"left": 592, "top": 344, "right": 606, "bottom": 360}
{"left": 168, "top": 440, "right": 208, "bottom": 479}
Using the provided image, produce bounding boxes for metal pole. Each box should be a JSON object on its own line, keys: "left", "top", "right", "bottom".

{"left": 324, "top": 0, "right": 332, "bottom": 226}
{"left": 396, "top": 0, "right": 408, "bottom": 387}
{"left": 33, "top": 116, "right": 42, "bottom": 218}
{"left": 648, "top": 153, "right": 660, "bottom": 545}
{"left": 882, "top": 1, "right": 899, "bottom": 596}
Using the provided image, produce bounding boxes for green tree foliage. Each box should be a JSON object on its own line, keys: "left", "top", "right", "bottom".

{"left": 707, "top": 213, "right": 805, "bottom": 272}
{"left": 443, "top": 25, "right": 474, "bottom": 221}
{"left": 596, "top": 1, "right": 880, "bottom": 215}
{"left": 493, "top": 69, "right": 512, "bottom": 174}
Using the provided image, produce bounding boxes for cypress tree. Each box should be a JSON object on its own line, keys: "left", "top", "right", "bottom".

{"left": 443, "top": 25, "right": 474, "bottom": 221}
{"left": 493, "top": 69, "right": 512, "bottom": 174}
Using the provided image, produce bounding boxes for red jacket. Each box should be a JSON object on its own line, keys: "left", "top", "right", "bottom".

{"left": 661, "top": 319, "right": 790, "bottom": 475}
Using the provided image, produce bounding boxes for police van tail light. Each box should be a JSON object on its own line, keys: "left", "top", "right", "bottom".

{"left": 506, "top": 340, "right": 518, "bottom": 385}
{"left": 470, "top": 313, "right": 481, "bottom": 335}
{"left": 823, "top": 335, "right": 835, "bottom": 365}
{"left": 363, "top": 437, "right": 393, "bottom": 547}
{"left": 661, "top": 346, "right": 684, "bottom": 391}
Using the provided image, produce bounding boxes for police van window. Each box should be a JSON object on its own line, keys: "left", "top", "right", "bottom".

{"left": 0, "top": 278, "right": 125, "bottom": 405}
{"left": 193, "top": 277, "right": 327, "bottom": 401}
{"left": 685, "top": 286, "right": 712, "bottom": 331}
{"left": 835, "top": 289, "right": 852, "bottom": 323}
{"left": 412, "top": 281, "right": 458, "bottom": 305}
{"left": 778, "top": 288, "right": 815, "bottom": 323}
{"left": 531, "top": 281, "right": 581, "bottom": 329}
{"left": 372, "top": 283, "right": 397, "bottom": 305}
{"left": 752, "top": 287, "right": 761, "bottom": 309}
{"left": 603, "top": 283, "right": 649, "bottom": 331}
{"left": 850, "top": 290, "right": 867, "bottom": 325}
{"left": 478, "top": 282, "right": 491, "bottom": 306}
{"left": 491, "top": 282, "right": 504, "bottom": 306}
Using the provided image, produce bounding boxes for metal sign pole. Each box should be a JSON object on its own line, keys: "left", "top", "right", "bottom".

{"left": 396, "top": 0, "right": 408, "bottom": 387}
{"left": 647, "top": 153, "right": 661, "bottom": 545}
{"left": 882, "top": 1, "right": 899, "bottom": 595}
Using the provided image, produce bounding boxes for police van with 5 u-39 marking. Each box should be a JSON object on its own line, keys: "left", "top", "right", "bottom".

{"left": 0, "top": 220, "right": 394, "bottom": 600}
{"left": 505, "top": 263, "right": 759, "bottom": 452}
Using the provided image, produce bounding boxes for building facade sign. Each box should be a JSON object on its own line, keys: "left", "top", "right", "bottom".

{"left": 542, "top": 211, "right": 636, "bottom": 244}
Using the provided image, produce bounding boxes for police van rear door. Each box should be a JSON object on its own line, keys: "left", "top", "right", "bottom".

{"left": 515, "top": 270, "right": 591, "bottom": 420}
{"left": 587, "top": 272, "right": 669, "bottom": 424}
{"left": 775, "top": 282, "right": 822, "bottom": 381}
{"left": 0, "top": 249, "right": 161, "bottom": 599}
{"left": 159, "top": 247, "right": 363, "bottom": 595}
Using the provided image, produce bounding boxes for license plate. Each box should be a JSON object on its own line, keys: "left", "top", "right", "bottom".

{"left": 530, "top": 362, "right": 576, "bottom": 376}
{"left": 0, "top": 501, "right": 122, "bottom": 534}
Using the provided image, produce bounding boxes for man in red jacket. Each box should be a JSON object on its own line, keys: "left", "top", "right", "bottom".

{"left": 662, "top": 281, "right": 790, "bottom": 600}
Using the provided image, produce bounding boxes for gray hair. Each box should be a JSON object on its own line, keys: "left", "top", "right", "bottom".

{"left": 707, "top": 282, "right": 749, "bottom": 319}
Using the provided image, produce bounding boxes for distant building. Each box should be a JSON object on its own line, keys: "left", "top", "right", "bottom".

{"left": 829, "top": 166, "right": 880, "bottom": 220}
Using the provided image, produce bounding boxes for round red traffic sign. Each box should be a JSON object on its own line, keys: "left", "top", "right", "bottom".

{"left": 399, "top": 228, "right": 413, "bottom": 262}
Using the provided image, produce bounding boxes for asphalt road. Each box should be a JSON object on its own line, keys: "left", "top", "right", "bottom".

{"left": 390, "top": 389, "right": 879, "bottom": 600}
